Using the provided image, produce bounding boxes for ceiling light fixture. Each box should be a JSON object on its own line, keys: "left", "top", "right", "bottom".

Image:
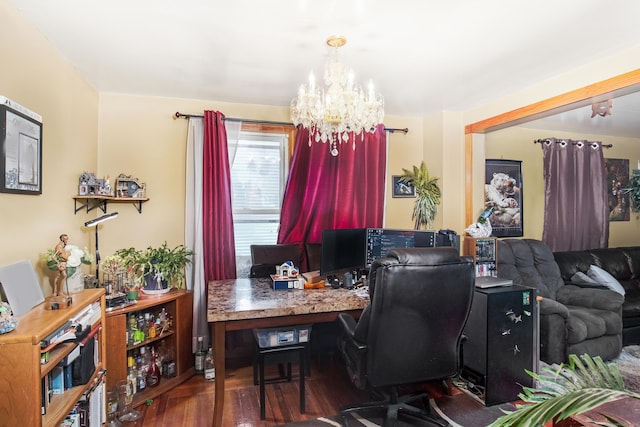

{"left": 290, "top": 36, "right": 384, "bottom": 156}
{"left": 591, "top": 100, "right": 613, "bottom": 118}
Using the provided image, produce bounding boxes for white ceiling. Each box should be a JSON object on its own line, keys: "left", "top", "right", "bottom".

{"left": 9, "top": 0, "right": 640, "bottom": 136}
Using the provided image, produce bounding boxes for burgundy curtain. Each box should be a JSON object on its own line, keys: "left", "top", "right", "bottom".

{"left": 278, "top": 125, "right": 387, "bottom": 270}
{"left": 202, "top": 110, "right": 237, "bottom": 281}
{"left": 541, "top": 138, "right": 609, "bottom": 251}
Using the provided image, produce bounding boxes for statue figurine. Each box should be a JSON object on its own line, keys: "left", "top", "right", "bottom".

{"left": 53, "top": 234, "right": 70, "bottom": 296}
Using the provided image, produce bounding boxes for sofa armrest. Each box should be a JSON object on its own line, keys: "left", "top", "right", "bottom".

{"left": 538, "top": 297, "right": 570, "bottom": 318}
{"left": 556, "top": 285, "right": 624, "bottom": 312}
{"left": 563, "top": 280, "right": 608, "bottom": 290}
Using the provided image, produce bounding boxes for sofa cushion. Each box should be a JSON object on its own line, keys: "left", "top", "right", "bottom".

{"left": 498, "top": 239, "right": 565, "bottom": 299}
{"left": 571, "top": 271, "right": 598, "bottom": 284}
{"left": 620, "top": 247, "right": 640, "bottom": 279}
{"left": 587, "top": 265, "right": 626, "bottom": 296}
{"left": 554, "top": 251, "right": 596, "bottom": 281}
{"left": 590, "top": 248, "right": 633, "bottom": 281}
{"left": 565, "top": 306, "right": 622, "bottom": 344}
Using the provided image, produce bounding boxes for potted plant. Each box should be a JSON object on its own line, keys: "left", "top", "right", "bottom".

{"left": 115, "top": 242, "right": 194, "bottom": 294}
{"left": 398, "top": 161, "right": 441, "bottom": 230}
{"left": 101, "top": 254, "right": 141, "bottom": 299}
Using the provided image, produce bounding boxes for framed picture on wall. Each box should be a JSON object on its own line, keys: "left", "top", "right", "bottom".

{"left": 392, "top": 175, "right": 416, "bottom": 198}
{"left": 0, "top": 98, "right": 43, "bottom": 195}
{"left": 604, "top": 158, "right": 630, "bottom": 222}
{"left": 485, "top": 159, "right": 523, "bottom": 237}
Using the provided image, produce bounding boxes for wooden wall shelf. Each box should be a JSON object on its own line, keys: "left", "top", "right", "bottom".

{"left": 73, "top": 195, "right": 149, "bottom": 214}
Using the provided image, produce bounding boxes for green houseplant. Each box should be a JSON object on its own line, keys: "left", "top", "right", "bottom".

{"left": 399, "top": 161, "right": 441, "bottom": 230}
{"left": 623, "top": 169, "right": 640, "bottom": 212}
{"left": 115, "top": 242, "right": 194, "bottom": 293}
{"left": 488, "top": 354, "right": 640, "bottom": 427}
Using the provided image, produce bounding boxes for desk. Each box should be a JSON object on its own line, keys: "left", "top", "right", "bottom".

{"left": 207, "top": 278, "right": 369, "bottom": 427}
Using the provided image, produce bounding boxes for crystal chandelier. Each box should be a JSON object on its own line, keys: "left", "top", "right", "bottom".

{"left": 290, "top": 36, "right": 384, "bottom": 156}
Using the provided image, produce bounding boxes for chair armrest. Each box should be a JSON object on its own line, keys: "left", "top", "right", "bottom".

{"left": 556, "top": 285, "right": 624, "bottom": 312}
{"left": 338, "top": 312, "right": 367, "bottom": 350}
{"left": 337, "top": 312, "right": 368, "bottom": 389}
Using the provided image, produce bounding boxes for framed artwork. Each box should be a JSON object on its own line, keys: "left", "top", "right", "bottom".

{"left": 0, "top": 100, "right": 43, "bottom": 194}
{"left": 392, "top": 175, "right": 416, "bottom": 198}
{"left": 604, "top": 158, "right": 630, "bottom": 222}
{"left": 485, "top": 159, "right": 523, "bottom": 237}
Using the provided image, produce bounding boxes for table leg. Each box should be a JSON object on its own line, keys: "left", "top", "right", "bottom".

{"left": 212, "top": 321, "right": 226, "bottom": 427}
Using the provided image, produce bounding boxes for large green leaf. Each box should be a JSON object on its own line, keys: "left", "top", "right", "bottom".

{"left": 488, "top": 354, "right": 640, "bottom": 427}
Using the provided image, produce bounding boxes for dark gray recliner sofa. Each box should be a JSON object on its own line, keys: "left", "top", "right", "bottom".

{"left": 553, "top": 246, "right": 640, "bottom": 346}
{"left": 497, "top": 239, "right": 624, "bottom": 364}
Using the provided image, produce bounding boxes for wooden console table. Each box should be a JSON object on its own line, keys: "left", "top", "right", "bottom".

{"left": 555, "top": 396, "right": 640, "bottom": 426}
{"left": 207, "top": 278, "right": 369, "bottom": 427}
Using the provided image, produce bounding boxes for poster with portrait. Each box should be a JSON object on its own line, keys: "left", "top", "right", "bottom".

{"left": 604, "top": 158, "right": 630, "bottom": 222}
{"left": 485, "top": 159, "right": 523, "bottom": 237}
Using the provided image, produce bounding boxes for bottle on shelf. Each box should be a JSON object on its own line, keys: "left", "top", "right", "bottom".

{"left": 195, "top": 336, "right": 205, "bottom": 375}
{"left": 127, "top": 355, "right": 137, "bottom": 399}
{"left": 136, "top": 347, "right": 148, "bottom": 393}
{"left": 146, "top": 347, "right": 161, "bottom": 387}
{"left": 162, "top": 344, "right": 177, "bottom": 378}
{"left": 204, "top": 346, "right": 215, "bottom": 381}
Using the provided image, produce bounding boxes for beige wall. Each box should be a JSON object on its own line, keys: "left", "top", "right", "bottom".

{"left": 486, "top": 126, "right": 640, "bottom": 247}
{"left": 0, "top": 0, "right": 99, "bottom": 295}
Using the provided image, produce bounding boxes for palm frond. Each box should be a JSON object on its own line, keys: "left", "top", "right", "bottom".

{"left": 488, "top": 354, "right": 640, "bottom": 427}
{"left": 399, "top": 161, "right": 441, "bottom": 229}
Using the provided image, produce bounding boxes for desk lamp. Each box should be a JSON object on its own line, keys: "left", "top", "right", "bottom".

{"left": 84, "top": 212, "right": 118, "bottom": 280}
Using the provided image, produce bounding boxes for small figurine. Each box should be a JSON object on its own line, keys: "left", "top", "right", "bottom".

{"left": 52, "top": 234, "right": 70, "bottom": 296}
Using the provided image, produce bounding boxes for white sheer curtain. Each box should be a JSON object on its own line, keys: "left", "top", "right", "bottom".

{"left": 184, "top": 117, "right": 241, "bottom": 351}
{"left": 185, "top": 117, "right": 205, "bottom": 351}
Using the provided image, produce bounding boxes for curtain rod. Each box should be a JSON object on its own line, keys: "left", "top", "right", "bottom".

{"left": 174, "top": 111, "right": 409, "bottom": 134}
{"left": 534, "top": 138, "right": 613, "bottom": 148}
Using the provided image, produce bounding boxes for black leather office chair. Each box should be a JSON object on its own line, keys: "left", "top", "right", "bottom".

{"left": 338, "top": 247, "right": 475, "bottom": 426}
{"left": 249, "top": 243, "right": 302, "bottom": 278}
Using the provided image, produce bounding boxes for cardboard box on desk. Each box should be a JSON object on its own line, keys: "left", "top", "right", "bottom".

{"left": 270, "top": 274, "right": 304, "bottom": 290}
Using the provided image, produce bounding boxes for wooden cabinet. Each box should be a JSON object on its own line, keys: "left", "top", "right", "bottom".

{"left": 105, "top": 289, "right": 194, "bottom": 407}
{"left": 0, "top": 289, "right": 106, "bottom": 427}
{"left": 463, "top": 237, "right": 498, "bottom": 276}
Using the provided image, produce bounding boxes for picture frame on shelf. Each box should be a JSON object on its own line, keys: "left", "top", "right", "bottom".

{"left": 0, "top": 98, "right": 43, "bottom": 195}
{"left": 485, "top": 159, "right": 523, "bottom": 237}
{"left": 392, "top": 175, "right": 416, "bottom": 198}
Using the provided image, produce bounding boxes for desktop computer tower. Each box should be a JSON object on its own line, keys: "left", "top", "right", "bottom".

{"left": 461, "top": 285, "right": 538, "bottom": 406}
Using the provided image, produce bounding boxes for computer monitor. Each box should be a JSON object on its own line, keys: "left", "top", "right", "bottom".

{"left": 319, "top": 228, "right": 367, "bottom": 278}
{"left": 365, "top": 228, "right": 435, "bottom": 267}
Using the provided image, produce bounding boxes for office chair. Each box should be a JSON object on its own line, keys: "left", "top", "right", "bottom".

{"left": 249, "top": 243, "right": 302, "bottom": 277}
{"left": 338, "top": 247, "right": 474, "bottom": 426}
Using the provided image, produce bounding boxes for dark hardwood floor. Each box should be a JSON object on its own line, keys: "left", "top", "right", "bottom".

{"left": 130, "top": 353, "right": 371, "bottom": 426}
{"left": 123, "top": 327, "right": 460, "bottom": 427}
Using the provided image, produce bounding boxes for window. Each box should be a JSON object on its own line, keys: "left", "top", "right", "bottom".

{"left": 230, "top": 125, "right": 293, "bottom": 277}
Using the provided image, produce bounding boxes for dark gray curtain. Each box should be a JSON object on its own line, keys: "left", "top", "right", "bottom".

{"left": 541, "top": 138, "right": 609, "bottom": 251}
